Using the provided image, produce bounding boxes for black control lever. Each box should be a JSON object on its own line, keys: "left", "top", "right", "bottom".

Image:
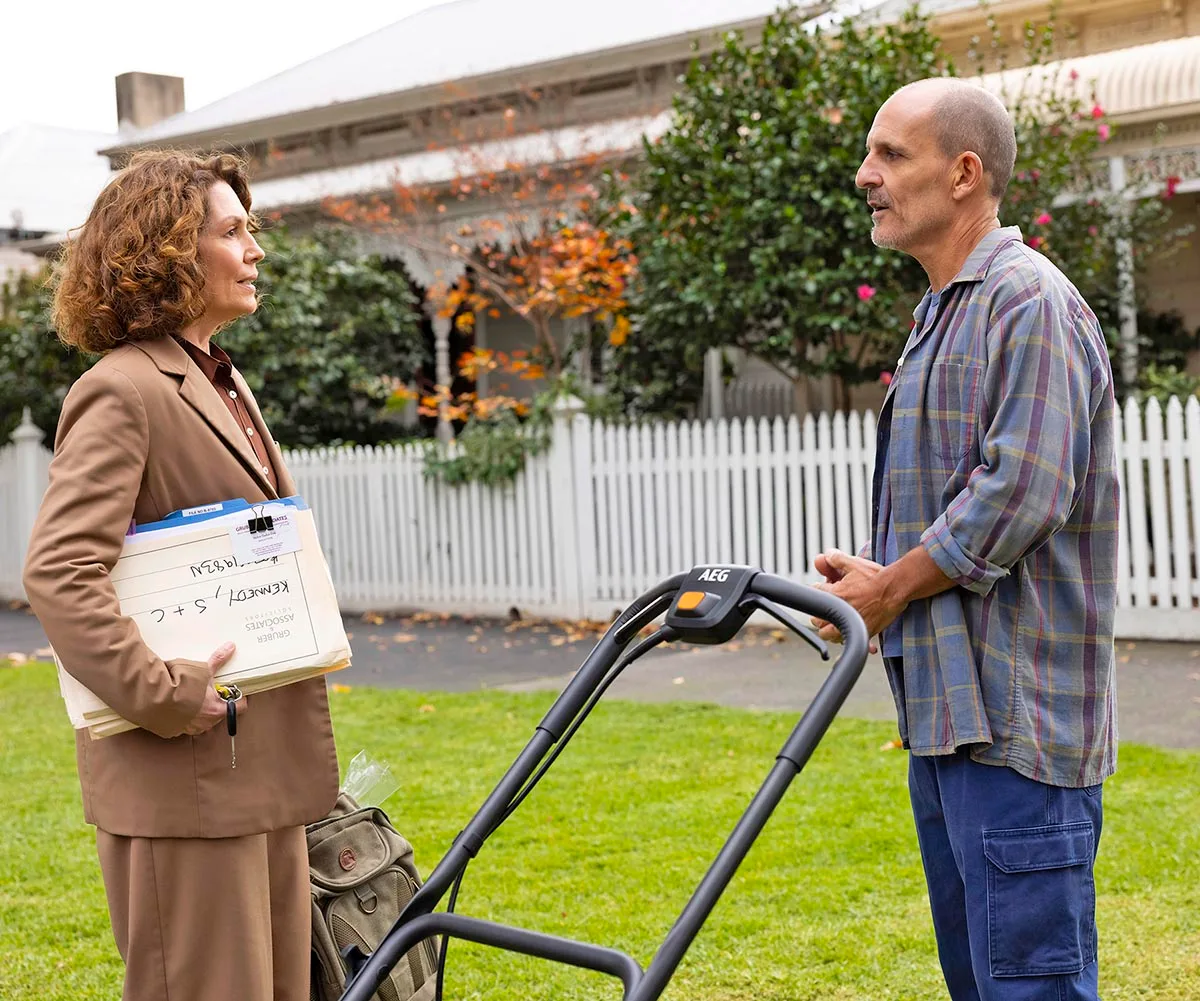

{"left": 738, "top": 594, "right": 830, "bottom": 660}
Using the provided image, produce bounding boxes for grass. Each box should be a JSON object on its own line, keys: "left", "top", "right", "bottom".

{"left": 1, "top": 662, "right": 1197, "bottom": 1000}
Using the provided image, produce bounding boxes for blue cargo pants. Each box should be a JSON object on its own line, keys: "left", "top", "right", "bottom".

{"left": 908, "top": 749, "right": 1104, "bottom": 1000}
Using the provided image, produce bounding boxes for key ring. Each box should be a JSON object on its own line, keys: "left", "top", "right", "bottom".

{"left": 215, "top": 683, "right": 241, "bottom": 739}
{"left": 215, "top": 682, "right": 242, "bottom": 702}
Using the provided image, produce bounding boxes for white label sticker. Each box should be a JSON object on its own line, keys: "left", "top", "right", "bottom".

{"left": 181, "top": 503, "right": 224, "bottom": 519}
{"left": 228, "top": 511, "right": 302, "bottom": 566}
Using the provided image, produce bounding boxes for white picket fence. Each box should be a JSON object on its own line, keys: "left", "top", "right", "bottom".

{"left": 3, "top": 397, "right": 1199, "bottom": 638}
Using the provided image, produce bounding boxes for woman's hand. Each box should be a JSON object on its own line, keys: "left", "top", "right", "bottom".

{"left": 183, "top": 641, "right": 246, "bottom": 736}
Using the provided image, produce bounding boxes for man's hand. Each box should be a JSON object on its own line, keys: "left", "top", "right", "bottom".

{"left": 812, "top": 545, "right": 958, "bottom": 653}
{"left": 811, "top": 550, "right": 891, "bottom": 653}
{"left": 183, "top": 641, "right": 246, "bottom": 736}
{"left": 814, "top": 548, "right": 866, "bottom": 585}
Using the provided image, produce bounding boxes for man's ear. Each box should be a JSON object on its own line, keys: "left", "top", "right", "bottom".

{"left": 950, "top": 152, "right": 988, "bottom": 201}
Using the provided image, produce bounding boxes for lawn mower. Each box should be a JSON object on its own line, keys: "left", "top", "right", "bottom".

{"left": 340, "top": 563, "right": 870, "bottom": 1001}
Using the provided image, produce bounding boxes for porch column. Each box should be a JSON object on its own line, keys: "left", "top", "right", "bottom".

{"left": 1109, "top": 155, "right": 1140, "bottom": 391}
{"left": 431, "top": 309, "right": 454, "bottom": 443}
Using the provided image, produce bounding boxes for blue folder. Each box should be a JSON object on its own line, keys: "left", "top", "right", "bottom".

{"left": 130, "top": 495, "right": 309, "bottom": 536}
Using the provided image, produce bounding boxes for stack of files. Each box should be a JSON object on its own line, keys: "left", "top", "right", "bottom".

{"left": 54, "top": 496, "right": 352, "bottom": 738}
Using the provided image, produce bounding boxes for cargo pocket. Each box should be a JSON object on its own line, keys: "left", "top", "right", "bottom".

{"left": 983, "top": 821, "right": 1095, "bottom": 978}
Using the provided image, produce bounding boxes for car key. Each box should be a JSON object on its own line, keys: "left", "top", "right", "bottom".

{"left": 215, "top": 683, "right": 241, "bottom": 769}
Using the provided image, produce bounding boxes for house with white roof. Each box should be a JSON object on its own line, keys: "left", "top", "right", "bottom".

{"left": 52, "top": 0, "right": 1200, "bottom": 414}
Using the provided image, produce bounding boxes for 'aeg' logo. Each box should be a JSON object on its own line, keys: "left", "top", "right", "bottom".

{"left": 696, "top": 567, "right": 730, "bottom": 582}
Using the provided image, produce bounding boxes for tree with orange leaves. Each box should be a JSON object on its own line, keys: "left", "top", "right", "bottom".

{"left": 323, "top": 96, "right": 640, "bottom": 400}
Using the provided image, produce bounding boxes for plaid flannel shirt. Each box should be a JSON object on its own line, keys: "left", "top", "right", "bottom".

{"left": 871, "top": 226, "right": 1119, "bottom": 788}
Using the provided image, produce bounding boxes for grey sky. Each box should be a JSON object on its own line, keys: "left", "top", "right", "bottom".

{"left": 0, "top": 0, "right": 449, "bottom": 137}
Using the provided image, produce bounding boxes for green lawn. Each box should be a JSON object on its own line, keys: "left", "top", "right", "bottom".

{"left": 2, "top": 662, "right": 1197, "bottom": 1000}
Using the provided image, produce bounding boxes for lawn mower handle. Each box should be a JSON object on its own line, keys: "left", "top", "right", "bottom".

{"left": 339, "top": 569, "right": 869, "bottom": 1001}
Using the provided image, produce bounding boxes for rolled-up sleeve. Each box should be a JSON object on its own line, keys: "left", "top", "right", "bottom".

{"left": 21, "top": 366, "right": 210, "bottom": 737}
{"left": 921, "top": 293, "right": 1094, "bottom": 594}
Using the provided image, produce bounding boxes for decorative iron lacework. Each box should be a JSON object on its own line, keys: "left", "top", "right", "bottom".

{"left": 1126, "top": 146, "right": 1200, "bottom": 186}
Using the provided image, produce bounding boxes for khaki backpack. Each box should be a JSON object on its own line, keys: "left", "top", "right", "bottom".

{"left": 307, "top": 792, "right": 438, "bottom": 1001}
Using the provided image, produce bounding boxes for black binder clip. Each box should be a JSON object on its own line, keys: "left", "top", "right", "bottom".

{"left": 247, "top": 514, "right": 274, "bottom": 534}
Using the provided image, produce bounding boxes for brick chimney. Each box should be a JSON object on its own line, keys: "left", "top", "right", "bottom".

{"left": 115, "top": 72, "right": 185, "bottom": 134}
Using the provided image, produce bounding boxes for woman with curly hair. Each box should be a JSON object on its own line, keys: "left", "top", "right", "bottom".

{"left": 22, "top": 150, "right": 339, "bottom": 1001}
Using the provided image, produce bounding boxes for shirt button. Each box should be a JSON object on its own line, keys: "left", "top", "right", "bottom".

{"left": 229, "top": 390, "right": 238, "bottom": 399}
{"left": 246, "top": 427, "right": 254, "bottom": 437}
{"left": 262, "top": 465, "right": 270, "bottom": 475}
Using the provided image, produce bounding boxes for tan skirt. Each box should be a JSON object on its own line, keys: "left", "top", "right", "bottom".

{"left": 95, "top": 825, "right": 310, "bottom": 1001}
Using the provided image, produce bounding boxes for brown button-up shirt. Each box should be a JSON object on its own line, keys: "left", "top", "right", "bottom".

{"left": 173, "top": 336, "right": 279, "bottom": 493}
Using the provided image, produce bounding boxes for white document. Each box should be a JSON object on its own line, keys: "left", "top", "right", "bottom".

{"left": 54, "top": 500, "right": 351, "bottom": 737}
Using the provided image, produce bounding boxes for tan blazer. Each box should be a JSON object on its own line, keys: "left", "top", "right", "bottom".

{"left": 23, "top": 336, "right": 339, "bottom": 839}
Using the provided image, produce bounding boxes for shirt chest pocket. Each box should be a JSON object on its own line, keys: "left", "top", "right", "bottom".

{"left": 925, "top": 361, "right": 983, "bottom": 463}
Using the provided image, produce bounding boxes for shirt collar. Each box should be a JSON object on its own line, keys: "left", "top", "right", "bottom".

{"left": 172, "top": 335, "right": 235, "bottom": 381}
{"left": 950, "top": 225, "right": 1023, "bottom": 285}
{"left": 911, "top": 225, "right": 1023, "bottom": 323}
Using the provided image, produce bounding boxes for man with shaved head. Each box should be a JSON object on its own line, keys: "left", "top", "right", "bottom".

{"left": 815, "top": 78, "right": 1117, "bottom": 1000}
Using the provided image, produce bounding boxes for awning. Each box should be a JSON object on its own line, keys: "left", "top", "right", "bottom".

{"left": 978, "top": 35, "right": 1200, "bottom": 122}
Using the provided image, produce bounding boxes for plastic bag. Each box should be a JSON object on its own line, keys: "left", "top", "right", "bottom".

{"left": 341, "top": 750, "right": 399, "bottom": 808}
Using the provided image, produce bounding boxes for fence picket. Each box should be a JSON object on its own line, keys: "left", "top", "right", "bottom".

{"left": 729, "top": 419, "right": 746, "bottom": 565}
{"left": 786, "top": 416, "right": 804, "bottom": 579}
{"left": 1165, "top": 399, "right": 1190, "bottom": 609}
{"left": 1123, "top": 400, "right": 1152, "bottom": 608}
{"left": 703, "top": 420, "right": 719, "bottom": 563}
{"left": 771, "top": 417, "right": 788, "bottom": 575}
{"left": 1188, "top": 398, "right": 1200, "bottom": 605}
{"left": 832, "top": 412, "right": 852, "bottom": 554}
{"left": 1144, "top": 399, "right": 1171, "bottom": 606}
{"left": 593, "top": 423, "right": 611, "bottom": 600}
{"left": 664, "top": 422, "right": 682, "bottom": 576}
{"left": 715, "top": 420, "right": 732, "bottom": 564}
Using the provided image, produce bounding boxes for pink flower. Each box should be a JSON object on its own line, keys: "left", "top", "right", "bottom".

{"left": 1091, "top": 104, "right": 1104, "bottom": 120}
{"left": 1027, "top": 236, "right": 1045, "bottom": 250}
{"left": 857, "top": 284, "right": 877, "bottom": 302}
{"left": 1069, "top": 69, "right": 1079, "bottom": 82}
{"left": 1031, "top": 169, "right": 1041, "bottom": 181}
{"left": 1035, "top": 212, "right": 1053, "bottom": 226}
{"left": 880, "top": 371, "right": 893, "bottom": 387}
{"left": 1097, "top": 123, "right": 1111, "bottom": 142}
{"left": 1164, "top": 175, "right": 1181, "bottom": 199}
{"left": 1088, "top": 226, "right": 1099, "bottom": 237}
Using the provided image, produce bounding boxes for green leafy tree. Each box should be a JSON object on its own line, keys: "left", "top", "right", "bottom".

{"left": 605, "top": 6, "right": 947, "bottom": 414}
{"left": 219, "top": 225, "right": 428, "bottom": 447}
{"left": 0, "top": 270, "right": 94, "bottom": 441}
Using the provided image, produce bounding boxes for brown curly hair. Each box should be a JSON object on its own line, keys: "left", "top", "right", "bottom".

{"left": 50, "top": 149, "right": 259, "bottom": 353}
